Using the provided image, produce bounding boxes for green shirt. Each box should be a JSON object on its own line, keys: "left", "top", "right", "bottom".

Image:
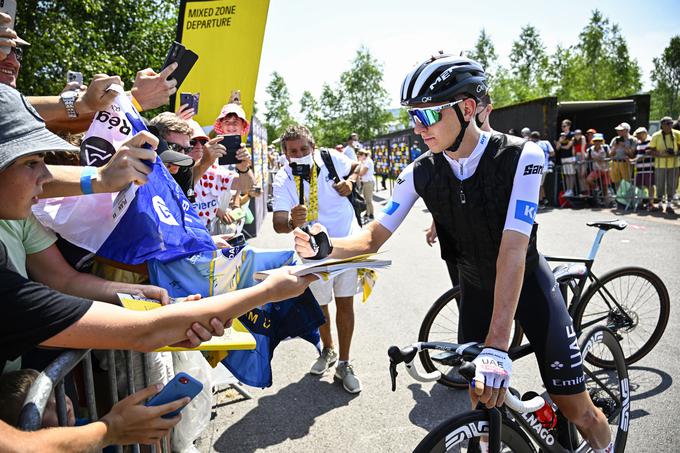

{"left": 0, "top": 214, "right": 57, "bottom": 278}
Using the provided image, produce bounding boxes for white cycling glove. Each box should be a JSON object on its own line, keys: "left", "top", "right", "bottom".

{"left": 472, "top": 347, "right": 512, "bottom": 389}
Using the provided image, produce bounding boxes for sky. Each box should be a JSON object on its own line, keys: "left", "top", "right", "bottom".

{"left": 254, "top": 0, "right": 679, "bottom": 116}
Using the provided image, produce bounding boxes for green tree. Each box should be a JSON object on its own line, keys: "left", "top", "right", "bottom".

{"left": 264, "top": 71, "right": 294, "bottom": 142}
{"left": 651, "top": 36, "right": 680, "bottom": 119}
{"left": 317, "top": 82, "right": 349, "bottom": 146}
{"left": 339, "top": 46, "right": 392, "bottom": 141}
{"left": 508, "top": 25, "right": 552, "bottom": 102}
{"left": 299, "top": 90, "right": 320, "bottom": 136}
{"left": 16, "top": 1, "right": 177, "bottom": 96}
{"left": 467, "top": 29, "right": 498, "bottom": 75}
{"left": 561, "top": 10, "right": 641, "bottom": 100}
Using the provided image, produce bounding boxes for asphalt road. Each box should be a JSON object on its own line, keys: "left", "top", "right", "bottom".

{"left": 198, "top": 190, "right": 680, "bottom": 452}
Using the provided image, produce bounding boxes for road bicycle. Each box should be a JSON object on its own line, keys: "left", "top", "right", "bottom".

{"left": 389, "top": 325, "right": 630, "bottom": 452}
{"left": 419, "top": 220, "right": 669, "bottom": 388}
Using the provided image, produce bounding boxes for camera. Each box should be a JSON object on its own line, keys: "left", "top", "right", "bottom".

{"left": 290, "top": 163, "right": 311, "bottom": 178}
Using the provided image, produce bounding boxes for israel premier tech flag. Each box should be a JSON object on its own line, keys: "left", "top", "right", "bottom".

{"left": 32, "top": 90, "right": 216, "bottom": 265}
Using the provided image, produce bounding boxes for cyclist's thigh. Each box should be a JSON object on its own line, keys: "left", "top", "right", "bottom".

{"left": 515, "top": 257, "right": 586, "bottom": 395}
{"left": 458, "top": 278, "right": 494, "bottom": 343}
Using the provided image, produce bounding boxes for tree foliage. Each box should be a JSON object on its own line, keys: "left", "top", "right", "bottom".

{"left": 268, "top": 46, "right": 392, "bottom": 147}
{"left": 264, "top": 71, "right": 294, "bottom": 142}
{"left": 467, "top": 29, "right": 498, "bottom": 76}
{"left": 15, "top": 0, "right": 177, "bottom": 96}
{"left": 650, "top": 36, "right": 680, "bottom": 119}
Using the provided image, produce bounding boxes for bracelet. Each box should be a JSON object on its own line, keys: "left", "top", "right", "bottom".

{"left": 80, "top": 166, "right": 98, "bottom": 195}
{"left": 130, "top": 95, "right": 144, "bottom": 112}
{"left": 236, "top": 166, "right": 251, "bottom": 174}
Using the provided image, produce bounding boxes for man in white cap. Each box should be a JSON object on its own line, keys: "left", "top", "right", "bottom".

{"left": 647, "top": 116, "right": 680, "bottom": 214}
{"left": 608, "top": 122, "right": 637, "bottom": 191}
{"left": 632, "top": 126, "right": 657, "bottom": 211}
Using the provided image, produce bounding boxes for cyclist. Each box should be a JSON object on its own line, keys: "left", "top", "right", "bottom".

{"left": 295, "top": 54, "right": 613, "bottom": 453}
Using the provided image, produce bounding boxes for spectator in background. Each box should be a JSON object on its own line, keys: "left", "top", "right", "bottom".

{"left": 272, "top": 125, "right": 363, "bottom": 394}
{"left": 520, "top": 127, "right": 531, "bottom": 139}
{"left": 555, "top": 131, "right": 576, "bottom": 196}
{"left": 633, "top": 126, "right": 657, "bottom": 211}
{"left": 647, "top": 116, "right": 680, "bottom": 215}
{"left": 356, "top": 148, "right": 376, "bottom": 222}
{"left": 561, "top": 119, "right": 575, "bottom": 139}
{"left": 342, "top": 133, "right": 360, "bottom": 162}
{"left": 608, "top": 122, "right": 637, "bottom": 192}
{"left": 530, "top": 131, "right": 554, "bottom": 206}
{"left": 585, "top": 128, "right": 597, "bottom": 147}
{"left": 586, "top": 133, "right": 613, "bottom": 207}
{"left": 572, "top": 129, "right": 588, "bottom": 195}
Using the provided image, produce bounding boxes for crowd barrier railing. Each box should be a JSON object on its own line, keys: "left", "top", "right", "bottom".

{"left": 18, "top": 349, "right": 167, "bottom": 453}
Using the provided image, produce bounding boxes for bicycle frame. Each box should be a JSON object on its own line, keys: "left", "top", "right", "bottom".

{"left": 544, "top": 226, "right": 635, "bottom": 329}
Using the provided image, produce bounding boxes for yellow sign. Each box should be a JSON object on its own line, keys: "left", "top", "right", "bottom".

{"left": 176, "top": 0, "right": 270, "bottom": 127}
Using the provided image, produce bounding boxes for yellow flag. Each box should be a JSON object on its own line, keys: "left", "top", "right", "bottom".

{"left": 176, "top": 0, "right": 270, "bottom": 125}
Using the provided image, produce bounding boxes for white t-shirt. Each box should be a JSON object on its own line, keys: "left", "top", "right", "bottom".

{"left": 376, "top": 132, "right": 544, "bottom": 238}
{"left": 360, "top": 157, "right": 375, "bottom": 183}
{"left": 278, "top": 154, "right": 288, "bottom": 167}
{"left": 272, "top": 150, "right": 360, "bottom": 237}
{"left": 342, "top": 145, "right": 358, "bottom": 162}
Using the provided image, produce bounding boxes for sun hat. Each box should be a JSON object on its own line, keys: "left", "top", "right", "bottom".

{"left": 0, "top": 84, "right": 77, "bottom": 171}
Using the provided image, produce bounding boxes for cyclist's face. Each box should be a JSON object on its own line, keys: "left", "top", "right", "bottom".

{"left": 413, "top": 99, "right": 475, "bottom": 152}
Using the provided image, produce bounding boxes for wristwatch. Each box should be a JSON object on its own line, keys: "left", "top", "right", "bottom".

{"left": 60, "top": 90, "right": 79, "bottom": 119}
{"left": 236, "top": 166, "right": 251, "bottom": 174}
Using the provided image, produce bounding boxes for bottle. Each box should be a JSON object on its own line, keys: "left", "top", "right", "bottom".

{"left": 522, "top": 391, "right": 557, "bottom": 429}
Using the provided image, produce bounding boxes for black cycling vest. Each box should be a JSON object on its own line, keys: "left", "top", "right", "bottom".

{"left": 413, "top": 133, "right": 539, "bottom": 289}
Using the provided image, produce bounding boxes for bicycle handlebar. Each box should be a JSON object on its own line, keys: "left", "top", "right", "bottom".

{"left": 388, "top": 343, "right": 545, "bottom": 414}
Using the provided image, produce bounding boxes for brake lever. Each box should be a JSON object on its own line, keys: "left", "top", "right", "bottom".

{"left": 389, "top": 361, "right": 398, "bottom": 392}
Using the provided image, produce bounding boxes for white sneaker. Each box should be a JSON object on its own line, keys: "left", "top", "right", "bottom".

{"left": 310, "top": 348, "right": 337, "bottom": 375}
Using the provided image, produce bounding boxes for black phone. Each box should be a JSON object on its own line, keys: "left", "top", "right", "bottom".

{"left": 180, "top": 92, "right": 199, "bottom": 115}
{"left": 218, "top": 135, "right": 242, "bottom": 165}
{"left": 161, "top": 41, "right": 199, "bottom": 90}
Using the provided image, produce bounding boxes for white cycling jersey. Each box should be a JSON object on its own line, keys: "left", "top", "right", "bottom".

{"left": 376, "top": 132, "right": 544, "bottom": 237}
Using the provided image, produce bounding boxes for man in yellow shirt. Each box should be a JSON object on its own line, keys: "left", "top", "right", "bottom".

{"left": 648, "top": 116, "right": 680, "bottom": 214}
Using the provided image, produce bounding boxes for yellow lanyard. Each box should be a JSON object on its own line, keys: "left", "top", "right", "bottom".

{"left": 294, "top": 165, "right": 319, "bottom": 223}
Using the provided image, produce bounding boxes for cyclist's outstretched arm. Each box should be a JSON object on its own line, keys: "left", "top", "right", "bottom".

{"left": 295, "top": 163, "right": 419, "bottom": 259}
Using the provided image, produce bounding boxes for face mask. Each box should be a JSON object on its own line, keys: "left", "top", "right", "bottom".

{"left": 289, "top": 154, "right": 314, "bottom": 167}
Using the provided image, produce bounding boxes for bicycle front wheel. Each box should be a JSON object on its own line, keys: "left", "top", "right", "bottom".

{"left": 573, "top": 266, "right": 670, "bottom": 367}
{"left": 574, "top": 326, "right": 630, "bottom": 453}
{"left": 413, "top": 410, "right": 535, "bottom": 453}
{"left": 418, "top": 288, "right": 523, "bottom": 389}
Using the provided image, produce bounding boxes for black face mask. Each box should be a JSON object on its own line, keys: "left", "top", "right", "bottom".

{"left": 475, "top": 111, "right": 486, "bottom": 129}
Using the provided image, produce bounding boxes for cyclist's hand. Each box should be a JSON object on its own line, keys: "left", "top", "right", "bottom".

{"left": 294, "top": 223, "right": 330, "bottom": 259}
{"left": 471, "top": 347, "right": 512, "bottom": 408}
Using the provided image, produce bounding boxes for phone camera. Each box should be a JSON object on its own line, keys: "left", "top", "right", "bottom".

{"left": 179, "top": 377, "right": 189, "bottom": 384}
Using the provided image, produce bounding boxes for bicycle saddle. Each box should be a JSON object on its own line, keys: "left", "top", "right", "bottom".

{"left": 586, "top": 219, "right": 628, "bottom": 231}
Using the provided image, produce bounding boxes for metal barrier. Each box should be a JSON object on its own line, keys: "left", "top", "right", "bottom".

{"left": 17, "top": 349, "right": 167, "bottom": 453}
{"left": 553, "top": 155, "right": 680, "bottom": 211}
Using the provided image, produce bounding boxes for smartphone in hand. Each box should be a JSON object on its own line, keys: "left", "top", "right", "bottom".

{"left": 0, "top": 0, "right": 17, "bottom": 55}
{"left": 145, "top": 372, "right": 203, "bottom": 419}
{"left": 161, "top": 41, "right": 199, "bottom": 89}
{"left": 180, "top": 92, "right": 200, "bottom": 115}
{"left": 67, "top": 70, "right": 84, "bottom": 86}
{"left": 218, "top": 135, "right": 242, "bottom": 165}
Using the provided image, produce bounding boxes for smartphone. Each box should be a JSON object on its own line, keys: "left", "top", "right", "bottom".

{"left": 145, "top": 372, "right": 203, "bottom": 419}
{"left": 161, "top": 41, "right": 199, "bottom": 90}
{"left": 179, "top": 92, "right": 200, "bottom": 115}
{"left": 0, "top": 0, "right": 17, "bottom": 56}
{"left": 218, "top": 135, "right": 242, "bottom": 165}
{"left": 66, "top": 70, "right": 83, "bottom": 86}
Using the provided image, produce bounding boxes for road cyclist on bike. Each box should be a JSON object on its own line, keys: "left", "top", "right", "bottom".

{"left": 294, "top": 53, "right": 614, "bottom": 453}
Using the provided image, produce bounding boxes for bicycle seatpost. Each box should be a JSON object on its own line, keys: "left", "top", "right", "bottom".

{"left": 587, "top": 228, "right": 607, "bottom": 260}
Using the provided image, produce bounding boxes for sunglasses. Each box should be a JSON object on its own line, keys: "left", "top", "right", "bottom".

{"left": 10, "top": 47, "right": 23, "bottom": 62}
{"left": 190, "top": 138, "right": 208, "bottom": 147}
{"left": 408, "top": 100, "right": 463, "bottom": 127}
{"left": 167, "top": 142, "right": 193, "bottom": 154}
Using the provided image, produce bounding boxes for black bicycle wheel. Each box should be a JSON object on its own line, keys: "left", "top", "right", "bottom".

{"left": 418, "top": 288, "right": 523, "bottom": 389}
{"left": 573, "top": 266, "right": 670, "bottom": 368}
{"left": 573, "top": 326, "right": 630, "bottom": 453}
{"left": 413, "top": 410, "right": 535, "bottom": 453}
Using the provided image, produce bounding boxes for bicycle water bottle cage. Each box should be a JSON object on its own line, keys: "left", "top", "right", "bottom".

{"left": 301, "top": 226, "right": 333, "bottom": 260}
